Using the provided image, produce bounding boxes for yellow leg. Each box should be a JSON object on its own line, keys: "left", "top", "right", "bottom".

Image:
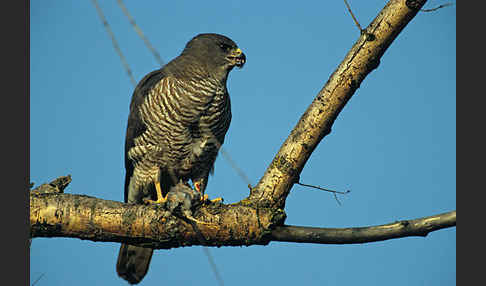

{"left": 143, "top": 181, "right": 168, "bottom": 204}
{"left": 202, "top": 194, "right": 223, "bottom": 203}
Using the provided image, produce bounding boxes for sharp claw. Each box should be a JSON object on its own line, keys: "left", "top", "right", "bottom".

{"left": 210, "top": 197, "right": 223, "bottom": 203}
{"left": 200, "top": 195, "right": 223, "bottom": 204}
{"left": 143, "top": 193, "right": 168, "bottom": 204}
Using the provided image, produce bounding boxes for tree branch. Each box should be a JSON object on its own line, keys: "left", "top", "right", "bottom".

{"left": 271, "top": 211, "right": 456, "bottom": 244}
{"left": 30, "top": 191, "right": 285, "bottom": 249}
{"left": 30, "top": 0, "right": 453, "bottom": 249}
{"left": 249, "top": 0, "right": 428, "bottom": 210}
{"left": 30, "top": 190, "right": 455, "bottom": 247}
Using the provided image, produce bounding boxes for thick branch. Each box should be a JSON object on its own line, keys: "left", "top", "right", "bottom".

{"left": 30, "top": 191, "right": 455, "bottom": 246}
{"left": 29, "top": 1, "right": 453, "bottom": 250}
{"left": 271, "top": 210, "right": 456, "bottom": 244}
{"left": 249, "top": 0, "right": 428, "bottom": 209}
{"left": 30, "top": 192, "right": 285, "bottom": 249}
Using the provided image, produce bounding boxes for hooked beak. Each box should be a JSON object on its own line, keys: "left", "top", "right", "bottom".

{"left": 228, "top": 48, "right": 246, "bottom": 68}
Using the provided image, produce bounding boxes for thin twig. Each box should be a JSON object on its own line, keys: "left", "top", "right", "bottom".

{"left": 116, "top": 0, "right": 165, "bottom": 67}
{"left": 343, "top": 0, "right": 363, "bottom": 32}
{"left": 421, "top": 3, "right": 453, "bottom": 12}
{"left": 91, "top": 0, "right": 137, "bottom": 86}
{"left": 296, "top": 182, "right": 350, "bottom": 205}
{"left": 333, "top": 192, "right": 342, "bottom": 206}
{"left": 296, "top": 182, "right": 350, "bottom": 195}
{"left": 31, "top": 273, "right": 45, "bottom": 286}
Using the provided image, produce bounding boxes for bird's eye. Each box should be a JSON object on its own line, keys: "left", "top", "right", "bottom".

{"left": 219, "top": 43, "right": 232, "bottom": 51}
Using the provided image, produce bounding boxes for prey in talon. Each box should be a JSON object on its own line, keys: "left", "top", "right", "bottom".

{"left": 165, "top": 180, "right": 210, "bottom": 224}
{"left": 117, "top": 33, "right": 245, "bottom": 284}
{"left": 194, "top": 180, "right": 224, "bottom": 204}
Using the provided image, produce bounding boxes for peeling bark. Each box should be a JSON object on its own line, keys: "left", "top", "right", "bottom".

{"left": 30, "top": 191, "right": 286, "bottom": 249}
{"left": 30, "top": 187, "right": 455, "bottom": 246}
{"left": 249, "top": 0, "right": 428, "bottom": 210}
{"left": 29, "top": 0, "right": 456, "bottom": 249}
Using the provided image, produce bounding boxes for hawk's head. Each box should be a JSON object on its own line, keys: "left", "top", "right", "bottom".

{"left": 181, "top": 33, "right": 246, "bottom": 76}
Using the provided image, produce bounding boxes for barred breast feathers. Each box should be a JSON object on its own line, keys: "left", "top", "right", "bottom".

{"left": 130, "top": 75, "right": 231, "bottom": 169}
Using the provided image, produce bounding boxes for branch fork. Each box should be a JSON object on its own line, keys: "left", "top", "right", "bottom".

{"left": 30, "top": 0, "right": 455, "bottom": 248}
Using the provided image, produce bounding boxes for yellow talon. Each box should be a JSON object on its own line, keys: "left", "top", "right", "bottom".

{"left": 209, "top": 197, "right": 223, "bottom": 203}
{"left": 200, "top": 194, "right": 223, "bottom": 203}
{"left": 143, "top": 181, "right": 168, "bottom": 204}
{"left": 194, "top": 182, "right": 223, "bottom": 203}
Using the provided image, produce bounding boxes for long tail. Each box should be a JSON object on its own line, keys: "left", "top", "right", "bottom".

{"left": 116, "top": 244, "right": 154, "bottom": 284}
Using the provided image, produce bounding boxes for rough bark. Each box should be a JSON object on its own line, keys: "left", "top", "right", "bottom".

{"left": 30, "top": 190, "right": 285, "bottom": 248}
{"left": 30, "top": 186, "right": 455, "bottom": 246}
{"left": 248, "top": 0, "right": 429, "bottom": 210}
{"left": 30, "top": 0, "right": 456, "bottom": 248}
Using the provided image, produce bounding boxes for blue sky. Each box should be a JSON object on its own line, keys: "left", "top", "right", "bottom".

{"left": 30, "top": 1, "right": 456, "bottom": 285}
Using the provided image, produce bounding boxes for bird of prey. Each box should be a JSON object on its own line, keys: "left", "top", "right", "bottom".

{"left": 116, "top": 33, "right": 246, "bottom": 284}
